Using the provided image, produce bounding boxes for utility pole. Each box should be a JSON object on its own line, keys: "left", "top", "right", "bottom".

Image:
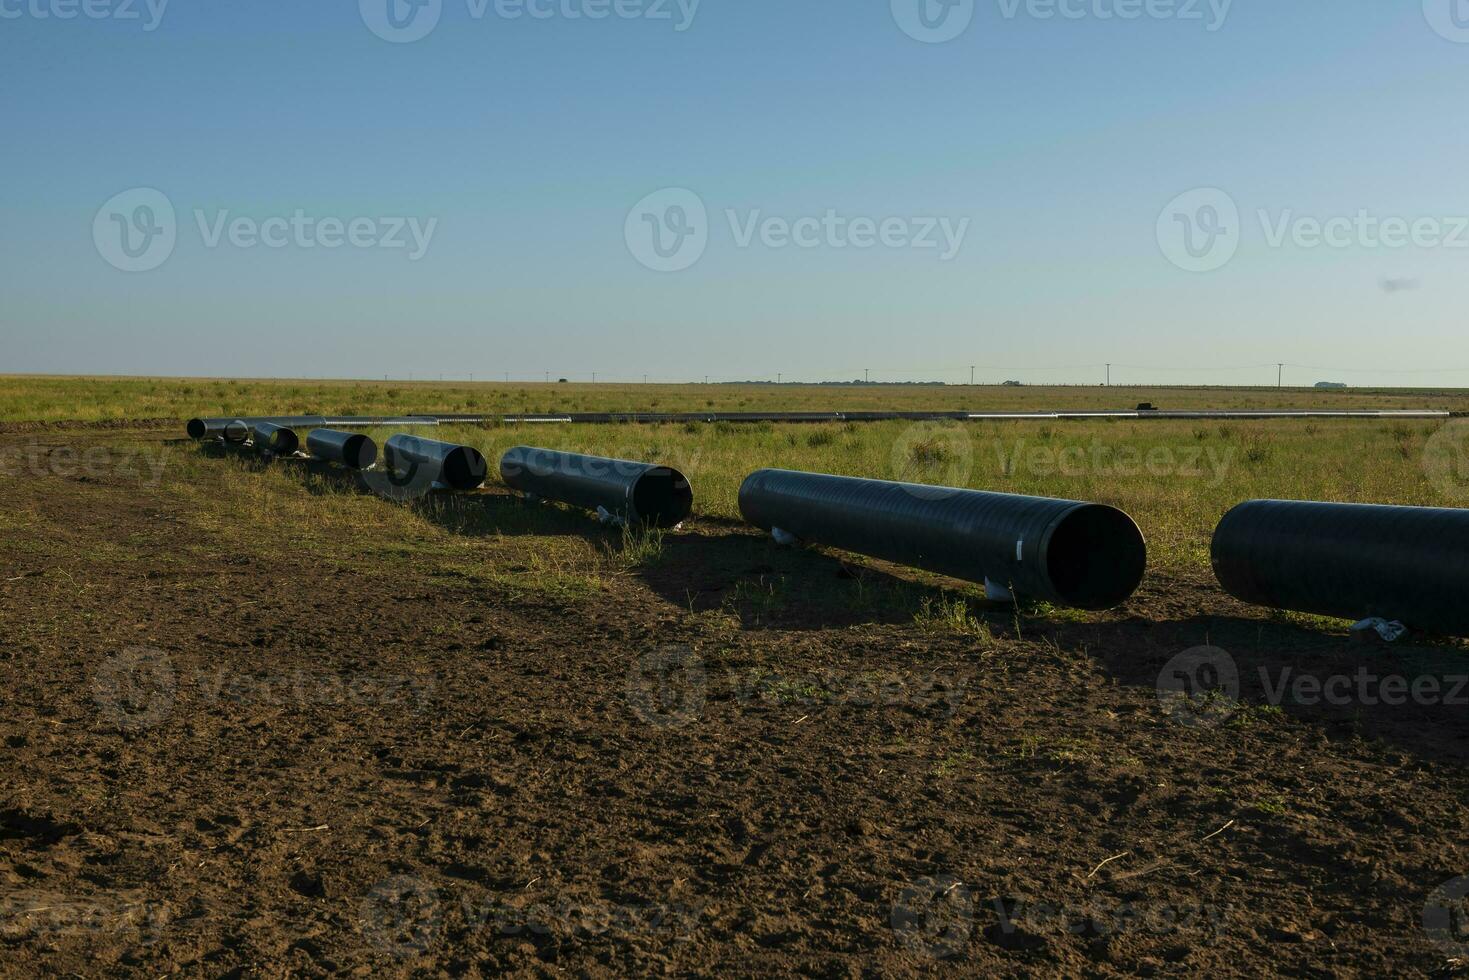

{"left": 592, "top": 372, "right": 597, "bottom": 383}
{"left": 643, "top": 374, "right": 648, "bottom": 384}
{"left": 1277, "top": 363, "right": 1283, "bottom": 388}
{"left": 970, "top": 365, "right": 975, "bottom": 386}
{"left": 865, "top": 368, "right": 869, "bottom": 383}
{"left": 777, "top": 373, "right": 782, "bottom": 384}
{"left": 1106, "top": 363, "right": 1111, "bottom": 387}
{"left": 544, "top": 371, "right": 549, "bottom": 383}
{"left": 704, "top": 375, "right": 709, "bottom": 384}
{"left": 504, "top": 372, "right": 509, "bottom": 383}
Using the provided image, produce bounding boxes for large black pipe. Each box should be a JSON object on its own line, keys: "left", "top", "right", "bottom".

{"left": 383, "top": 435, "right": 488, "bottom": 492}
{"left": 221, "top": 420, "right": 251, "bottom": 445}
{"left": 499, "top": 446, "right": 694, "bottom": 528}
{"left": 1211, "top": 500, "right": 1469, "bottom": 636}
{"left": 251, "top": 422, "right": 300, "bottom": 456}
{"left": 307, "top": 429, "right": 378, "bottom": 470}
{"left": 738, "top": 469, "right": 1147, "bottom": 610}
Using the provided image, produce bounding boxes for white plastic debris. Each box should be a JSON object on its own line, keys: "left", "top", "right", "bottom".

{"left": 985, "top": 578, "right": 1015, "bottom": 603}
{"left": 595, "top": 505, "right": 625, "bottom": 527}
{"left": 1350, "top": 617, "right": 1407, "bottom": 642}
{"left": 771, "top": 527, "right": 801, "bottom": 546}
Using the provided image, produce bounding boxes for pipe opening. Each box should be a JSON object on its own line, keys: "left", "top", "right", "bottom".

{"left": 343, "top": 434, "right": 377, "bottom": 470}
{"left": 187, "top": 418, "right": 207, "bottom": 440}
{"left": 1043, "top": 505, "right": 1147, "bottom": 610}
{"left": 272, "top": 429, "right": 301, "bottom": 455}
{"left": 441, "top": 447, "right": 489, "bottom": 492}
{"left": 630, "top": 467, "right": 694, "bottom": 527}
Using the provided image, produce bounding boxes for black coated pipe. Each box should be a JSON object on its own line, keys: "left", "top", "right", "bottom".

{"left": 221, "top": 420, "right": 251, "bottom": 445}
{"left": 499, "top": 446, "right": 693, "bottom": 528}
{"left": 307, "top": 429, "right": 378, "bottom": 470}
{"left": 187, "top": 416, "right": 438, "bottom": 440}
{"left": 1211, "top": 499, "right": 1469, "bottom": 637}
{"left": 189, "top": 409, "right": 1450, "bottom": 440}
{"left": 383, "top": 435, "right": 488, "bottom": 492}
{"left": 251, "top": 422, "right": 300, "bottom": 456}
{"left": 738, "top": 469, "right": 1147, "bottom": 610}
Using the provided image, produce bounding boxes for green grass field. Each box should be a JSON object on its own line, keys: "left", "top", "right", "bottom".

{"left": 8, "top": 374, "right": 1468, "bottom": 583}
{"left": 3, "top": 374, "right": 1468, "bottom": 423}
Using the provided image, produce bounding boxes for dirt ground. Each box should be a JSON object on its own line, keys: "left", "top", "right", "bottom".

{"left": 3, "top": 428, "right": 1469, "bottom": 977}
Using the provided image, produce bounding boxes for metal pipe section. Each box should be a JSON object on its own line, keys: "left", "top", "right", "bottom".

{"left": 1211, "top": 499, "right": 1469, "bottom": 637}
{"left": 307, "top": 429, "right": 379, "bottom": 470}
{"left": 221, "top": 420, "right": 251, "bottom": 445}
{"left": 187, "top": 416, "right": 438, "bottom": 439}
{"left": 251, "top": 422, "right": 300, "bottom": 456}
{"left": 189, "top": 409, "right": 1451, "bottom": 440}
{"left": 738, "top": 469, "right": 1147, "bottom": 610}
{"left": 499, "top": 446, "right": 694, "bottom": 527}
{"left": 383, "top": 435, "right": 488, "bottom": 492}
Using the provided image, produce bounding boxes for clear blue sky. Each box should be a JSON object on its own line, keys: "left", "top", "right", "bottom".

{"left": 3, "top": 1, "right": 1467, "bottom": 386}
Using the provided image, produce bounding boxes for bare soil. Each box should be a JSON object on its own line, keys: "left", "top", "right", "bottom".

{"left": 3, "top": 429, "right": 1468, "bottom": 977}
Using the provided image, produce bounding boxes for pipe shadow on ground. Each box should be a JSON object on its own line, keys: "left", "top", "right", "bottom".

{"left": 633, "top": 527, "right": 1019, "bottom": 633}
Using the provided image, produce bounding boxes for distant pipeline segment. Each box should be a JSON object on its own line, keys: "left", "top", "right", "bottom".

{"left": 1212, "top": 499, "right": 1469, "bottom": 637}
{"left": 738, "top": 468, "right": 1147, "bottom": 610}
{"left": 499, "top": 446, "right": 693, "bottom": 527}
{"left": 187, "top": 408, "right": 1451, "bottom": 439}
{"left": 188, "top": 415, "right": 439, "bottom": 439}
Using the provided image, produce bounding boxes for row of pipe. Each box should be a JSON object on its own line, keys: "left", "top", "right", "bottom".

{"left": 194, "top": 419, "right": 1469, "bottom": 636}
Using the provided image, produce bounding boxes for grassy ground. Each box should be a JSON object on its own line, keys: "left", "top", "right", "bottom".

{"left": 2, "top": 374, "right": 1467, "bottom": 422}
{"left": 5, "top": 411, "right": 1469, "bottom": 973}
{"left": 360, "top": 415, "right": 1465, "bottom": 574}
